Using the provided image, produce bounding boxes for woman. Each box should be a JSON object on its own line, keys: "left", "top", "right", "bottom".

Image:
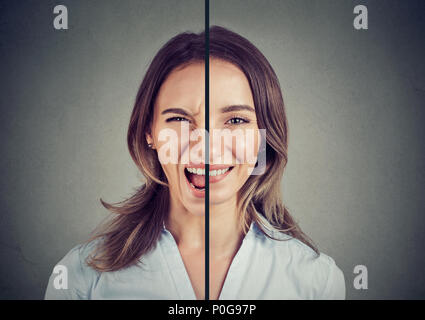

{"left": 45, "top": 26, "right": 345, "bottom": 300}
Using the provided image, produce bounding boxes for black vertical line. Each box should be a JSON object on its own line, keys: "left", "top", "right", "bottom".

{"left": 204, "top": 0, "right": 210, "bottom": 301}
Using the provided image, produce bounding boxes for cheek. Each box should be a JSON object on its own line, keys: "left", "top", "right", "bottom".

{"left": 160, "top": 164, "right": 182, "bottom": 190}
{"left": 159, "top": 163, "right": 173, "bottom": 180}
{"left": 153, "top": 125, "right": 186, "bottom": 165}
{"left": 150, "top": 126, "right": 185, "bottom": 185}
{"left": 230, "top": 128, "right": 260, "bottom": 165}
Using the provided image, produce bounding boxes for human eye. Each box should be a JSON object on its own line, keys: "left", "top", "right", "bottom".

{"left": 226, "top": 117, "right": 250, "bottom": 125}
{"left": 165, "top": 116, "right": 190, "bottom": 123}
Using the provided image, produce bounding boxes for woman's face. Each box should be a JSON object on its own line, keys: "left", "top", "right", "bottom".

{"left": 147, "top": 59, "right": 260, "bottom": 215}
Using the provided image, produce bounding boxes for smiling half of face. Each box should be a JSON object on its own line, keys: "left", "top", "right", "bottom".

{"left": 146, "top": 58, "right": 260, "bottom": 216}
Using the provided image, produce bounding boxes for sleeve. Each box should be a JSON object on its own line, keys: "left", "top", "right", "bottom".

{"left": 44, "top": 244, "right": 91, "bottom": 300}
{"left": 320, "top": 256, "right": 346, "bottom": 300}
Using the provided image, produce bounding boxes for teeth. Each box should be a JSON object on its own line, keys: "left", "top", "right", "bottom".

{"left": 187, "top": 168, "right": 206, "bottom": 175}
{"left": 186, "top": 167, "right": 231, "bottom": 176}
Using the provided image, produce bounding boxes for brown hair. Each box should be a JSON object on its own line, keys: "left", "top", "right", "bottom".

{"left": 86, "top": 26, "right": 318, "bottom": 272}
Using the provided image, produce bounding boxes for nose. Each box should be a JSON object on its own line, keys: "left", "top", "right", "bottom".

{"left": 185, "top": 128, "right": 233, "bottom": 165}
{"left": 184, "top": 113, "right": 242, "bottom": 165}
{"left": 209, "top": 131, "right": 221, "bottom": 165}
{"left": 208, "top": 128, "right": 237, "bottom": 165}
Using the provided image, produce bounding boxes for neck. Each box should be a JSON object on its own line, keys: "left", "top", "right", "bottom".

{"left": 165, "top": 197, "right": 245, "bottom": 259}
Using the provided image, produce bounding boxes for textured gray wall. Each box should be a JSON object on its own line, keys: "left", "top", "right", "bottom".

{"left": 1, "top": 0, "right": 424, "bottom": 299}
{"left": 212, "top": 0, "right": 425, "bottom": 299}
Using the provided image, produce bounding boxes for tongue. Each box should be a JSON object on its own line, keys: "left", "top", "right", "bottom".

{"left": 189, "top": 173, "right": 205, "bottom": 188}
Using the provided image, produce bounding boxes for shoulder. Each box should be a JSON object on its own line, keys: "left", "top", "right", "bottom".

{"left": 44, "top": 239, "right": 102, "bottom": 300}
{"left": 253, "top": 220, "right": 346, "bottom": 299}
{"left": 284, "top": 237, "right": 345, "bottom": 299}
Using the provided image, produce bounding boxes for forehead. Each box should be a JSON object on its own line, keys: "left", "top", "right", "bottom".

{"left": 211, "top": 59, "right": 254, "bottom": 107}
{"left": 155, "top": 62, "right": 205, "bottom": 113}
{"left": 154, "top": 59, "right": 254, "bottom": 113}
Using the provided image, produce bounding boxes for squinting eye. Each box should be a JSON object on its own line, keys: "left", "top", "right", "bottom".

{"left": 166, "top": 116, "right": 190, "bottom": 123}
{"left": 227, "top": 117, "right": 249, "bottom": 125}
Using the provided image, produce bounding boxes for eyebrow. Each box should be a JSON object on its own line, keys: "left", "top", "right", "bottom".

{"left": 161, "top": 105, "right": 255, "bottom": 116}
{"left": 161, "top": 108, "right": 191, "bottom": 116}
{"left": 221, "top": 105, "right": 255, "bottom": 113}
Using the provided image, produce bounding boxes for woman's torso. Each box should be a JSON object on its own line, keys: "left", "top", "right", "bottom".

{"left": 44, "top": 220, "right": 346, "bottom": 300}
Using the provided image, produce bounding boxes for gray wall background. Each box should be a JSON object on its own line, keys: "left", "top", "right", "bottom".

{"left": 1, "top": 0, "right": 424, "bottom": 299}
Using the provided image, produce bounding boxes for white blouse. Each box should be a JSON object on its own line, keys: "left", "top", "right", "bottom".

{"left": 45, "top": 215, "right": 345, "bottom": 300}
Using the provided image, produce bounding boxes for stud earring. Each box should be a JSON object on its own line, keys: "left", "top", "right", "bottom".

{"left": 147, "top": 143, "right": 153, "bottom": 148}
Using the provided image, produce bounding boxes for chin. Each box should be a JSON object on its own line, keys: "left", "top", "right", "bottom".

{"left": 183, "top": 202, "right": 205, "bottom": 216}
{"left": 209, "top": 189, "right": 237, "bottom": 205}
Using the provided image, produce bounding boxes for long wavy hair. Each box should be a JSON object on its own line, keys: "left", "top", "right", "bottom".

{"left": 86, "top": 26, "right": 319, "bottom": 272}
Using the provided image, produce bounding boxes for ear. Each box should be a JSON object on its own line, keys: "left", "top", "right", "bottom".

{"left": 145, "top": 132, "right": 153, "bottom": 145}
{"left": 145, "top": 131, "right": 156, "bottom": 149}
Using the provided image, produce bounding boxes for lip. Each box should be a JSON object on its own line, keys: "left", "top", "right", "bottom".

{"left": 184, "top": 173, "right": 206, "bottom": 198}
{"left": 184, "top": 163, "right": 234, "bottom": 170}
{"left": 183, "top": 163, "right": 234, "bottom": 198}
{"left": 208, "top": 166, "right": 233, "bottom": 183}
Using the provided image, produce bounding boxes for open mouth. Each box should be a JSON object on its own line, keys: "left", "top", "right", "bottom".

{"left": 184, "top": 166, "right": 234, "bottom": 191}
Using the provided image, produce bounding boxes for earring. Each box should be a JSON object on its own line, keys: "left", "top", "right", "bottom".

{"left": 147, "top": 143, "right": 153, "bottom": 148}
